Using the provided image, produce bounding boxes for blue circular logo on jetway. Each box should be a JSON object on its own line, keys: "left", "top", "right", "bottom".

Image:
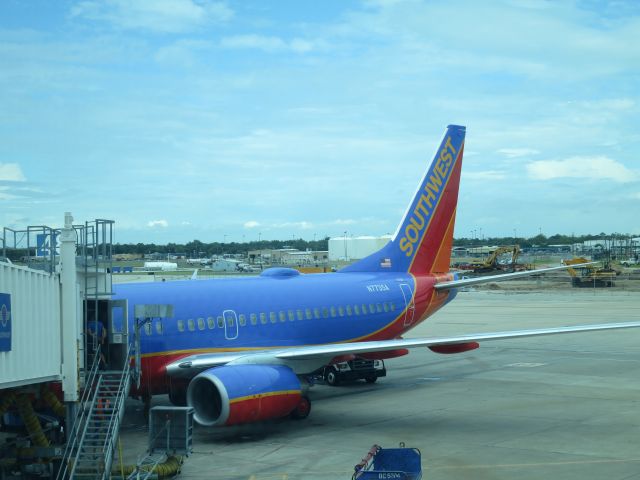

{"left": 0, "top": 303, "right": 9, "bottom": 327}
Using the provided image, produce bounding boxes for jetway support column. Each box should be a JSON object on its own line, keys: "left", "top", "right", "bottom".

{"left": 60, "top": 212, "right": 79, "bottom": 413}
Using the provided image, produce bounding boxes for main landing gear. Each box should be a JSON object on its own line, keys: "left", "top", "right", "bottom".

{"left": 290, "top": 396, "right": 312, "bottom": 420}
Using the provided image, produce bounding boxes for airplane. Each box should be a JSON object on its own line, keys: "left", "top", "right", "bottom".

{"left": 112, "top": 124, "right": 640, "bottom": 428}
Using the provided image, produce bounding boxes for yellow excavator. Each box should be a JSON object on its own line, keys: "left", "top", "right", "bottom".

{"left": 562, "top": 257, "right": 618, "bottom": 287}
{"left": 470, "top": 245, "right": 521, "bottom": 273}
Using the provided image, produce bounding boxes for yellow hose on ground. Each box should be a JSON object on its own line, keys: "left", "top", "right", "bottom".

{"left": 114, "top": 455, "right": 183, "bottom": 478}
{"left": 40, "top": 385, "right": 66, "bottom": 417}
{"left": 14, "top": 393, "right": 50, "bottom": 447}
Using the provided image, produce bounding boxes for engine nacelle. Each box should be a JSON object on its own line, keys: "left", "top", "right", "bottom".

{"left": 187, "top": 364, "right": 302, "bottom": 426}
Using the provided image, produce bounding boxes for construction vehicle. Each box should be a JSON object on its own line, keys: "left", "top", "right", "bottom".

{"left": 562, "top": 257, "right": 618, "bottom": 287}
{"left": 469, "top": 245, "right": 521, "bottom": 273}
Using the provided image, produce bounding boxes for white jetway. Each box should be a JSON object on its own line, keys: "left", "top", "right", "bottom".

{"left": 0, "top": 262, "right": 62, "bottom": 389}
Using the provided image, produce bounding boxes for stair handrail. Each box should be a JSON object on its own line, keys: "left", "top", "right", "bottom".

{"left": 55, "top": 345, "right": 104, "bottom": 480}
{"left": 97, "top": 344, "right": 133, "bottom": 479}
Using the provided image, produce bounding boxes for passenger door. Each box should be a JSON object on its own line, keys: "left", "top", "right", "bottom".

{"left": 223, "top": 310, "right": 239, "bottom": 340}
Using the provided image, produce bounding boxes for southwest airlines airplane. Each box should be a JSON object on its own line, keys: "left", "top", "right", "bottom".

{"left": 113, "top": 125, "right": 640, "bottom": 427}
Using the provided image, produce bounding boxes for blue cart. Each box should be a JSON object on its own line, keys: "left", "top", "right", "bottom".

{"left": 353, "top": 443, "right": 422, "bottom": 480}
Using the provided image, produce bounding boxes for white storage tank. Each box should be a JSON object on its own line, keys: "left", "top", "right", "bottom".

{"left": 328, "top": 235, "right": 392, "bottom": 261}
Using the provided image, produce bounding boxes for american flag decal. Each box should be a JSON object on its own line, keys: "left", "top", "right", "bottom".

{"left": 380, "top": 258, "right": 392, "bottom": 268}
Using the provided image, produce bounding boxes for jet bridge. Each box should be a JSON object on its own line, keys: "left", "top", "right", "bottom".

{"left": 0, "top": 213, "right": 132, "bottom": 479}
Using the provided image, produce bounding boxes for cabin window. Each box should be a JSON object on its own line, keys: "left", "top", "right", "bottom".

{"left": 305, "top": 308, "right": 313, "bottom": 320}
{"left": 279, "top": 311, "right": 286, "bottom": 322}
{"left": 239, "top": 314, "right": 246, "bottom": 326}
{"left": 369, "top": 303, "right": 376, "bottom": 314}
{"left": 296, "top": 309, "right": 304, "bottom": 320}
{"left": 250, "top": 313, "right": 257, "bottom": 325}
{"left": 217, "top": 316, "right": 224, "bottom": 328}
{"left": 346, "top": 305, "right": 353, "bottom": 316}
{"left": 361, "top": 304, "right": 368, "bottom": 314}
{"left": 177, "top": 319, "right": 185, "bottom": 332}
{"left": 330, "top": 306, "right": 337, "bottom": 318}
{"left": 390, "top": 302, "right": 396, "bottom": 311}
{"left": 207, "top": 316, "right": 215, "bottom": 329}
{"left": 376, "top": 303, "right": 383, "bottom": 313}
{"left": 260, "top": 313, "right": 267, "bottom": 324}
{"left": 155, "top": 320, "right": 163, "bottom": 335}
{"left": 288, "top": 310, "right": 295, "bottom": 321}
{"left": 338, "top": 306, "right": 345, "bottom": 317}
{"left": 353, "top": 304, "right": 360, "bottom": 315}
{"left": 144, "top": 321, "right": 152, "bottom": 336}
{"left": 383, "top": 302, "right": 390, "bottom": 313}
{"left": 270, "top": 312, "right": 277, "bottom": 323}
{"left": 197, "top": 318, "right": 205, "bottom": 330}
{"left": 187, "top": 319, "right": 195, "bottom": 331}
{"left": 322, "top": 307, "right": 329, "bottom": 319}
{"left": 313, "top": 308, "right": 321, "bottom": 319}
{"left": 227, "top": 317, "right": 235, "bottom": 327}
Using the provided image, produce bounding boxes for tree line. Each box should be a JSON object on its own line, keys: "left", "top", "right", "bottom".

{"left": 111, "top": 232, "right": 635, "bottom": 257}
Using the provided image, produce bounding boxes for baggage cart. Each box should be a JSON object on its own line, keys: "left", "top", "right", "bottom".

{"left": 353, "top": 443, "right": 422, "bottom": 480}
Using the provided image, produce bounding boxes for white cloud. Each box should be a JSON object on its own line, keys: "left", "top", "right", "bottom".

{"left": 497, "top": 148, "right": 540, "bottom": 158}
{"left": 527, "top": 156, "right": 637, "bottom": 183}
{"left": 154, "top": 40, "right": 212, "bottom": 67}
{"left": 333, "top": 219, "right": 356, "bottom": 225}
{"left": 574, "top": 98, "right": 635, "bottom": 111}
{"left": 147, "top": 219, "right": 169, "bottom": 228}
{"left": 0, "top": 163, "right": 26, "bottom": 181}
{"left": 70, "top": 0, "right": 232, "bottom": 33}
{"left": 0, "top": 187, "right": 17, "bottom": 200}
{"left": 272, "top": 221, "right": 314, "bottom": 230}
{"left": 220, "top": 35, "right": 319, "bottom": 53}
{"left": 463, "top": 170, "right": 507, "bottom": 181}
{"left": 243, "top": 221, "right": 260, "bottom": 229}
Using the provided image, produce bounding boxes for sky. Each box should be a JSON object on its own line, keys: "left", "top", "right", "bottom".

{"left": 1, "top": 0, "right": 639, "bottom": 244}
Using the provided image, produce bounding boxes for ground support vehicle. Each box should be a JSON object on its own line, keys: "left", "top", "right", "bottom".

{"left": 318, "top": 359, "right": 386, "bottom": 386}
{"left": 353, "top": 443, "right": 422, "bottom": 480}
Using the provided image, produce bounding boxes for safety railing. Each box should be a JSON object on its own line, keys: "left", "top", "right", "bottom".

{"left": 56, "top": 344, "right": 103, "bottom": 480}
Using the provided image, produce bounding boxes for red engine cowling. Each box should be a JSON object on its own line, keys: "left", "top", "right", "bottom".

{"left": 187, "top": 364, "right": 302, "bottom": 426}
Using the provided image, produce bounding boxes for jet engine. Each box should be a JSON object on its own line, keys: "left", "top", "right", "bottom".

{"left": 187, "top": 364, "right": 303, "bottom": 426}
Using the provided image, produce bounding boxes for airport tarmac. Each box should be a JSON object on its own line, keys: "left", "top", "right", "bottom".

{"left": 116, "top": 289, "right": 640, "bottom": 480}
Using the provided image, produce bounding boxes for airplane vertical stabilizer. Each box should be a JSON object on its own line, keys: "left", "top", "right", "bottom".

{"left": 340, "top": 125, "right": 465, "bottom": 275}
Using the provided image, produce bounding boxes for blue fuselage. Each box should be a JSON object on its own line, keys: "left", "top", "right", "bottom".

{"left": 112, "top": 270, "right": 426, "bottom": 357}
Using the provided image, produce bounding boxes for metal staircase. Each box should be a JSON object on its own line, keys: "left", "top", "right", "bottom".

{"left": 57, "top": 346, "right": 132, "bottom": 480}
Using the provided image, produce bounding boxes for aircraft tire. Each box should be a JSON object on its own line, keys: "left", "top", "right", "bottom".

{"left": 290, "top": 396, "right": 312, "bottom": 420}
{"left": 324, "top": 369, "right": 340, "bottom": 386}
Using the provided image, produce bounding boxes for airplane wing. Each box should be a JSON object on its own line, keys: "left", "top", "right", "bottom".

{"left": 435, "top": 262, "right": 596, "bottom": 290}
{"left": 274, "top": 321, "right": 640, "bottom": 361}
{"left": 166, "top": 320, "right": 640, "bottom": 376}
